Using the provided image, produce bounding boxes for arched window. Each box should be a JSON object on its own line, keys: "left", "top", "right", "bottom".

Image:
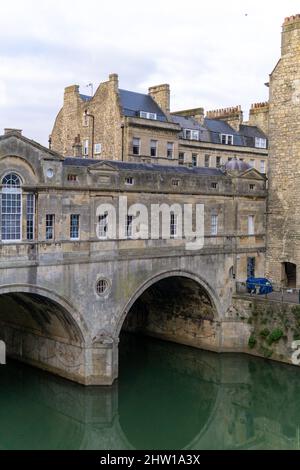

{"left": 1, "top": 173, "right": 22, "bottom": 241}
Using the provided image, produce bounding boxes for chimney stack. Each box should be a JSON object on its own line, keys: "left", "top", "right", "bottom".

{"left": 282, "top": 14, "right": 300, "bottom": 56}
{"left": 148, "top": 84, "right": 170, "bottom": 113}
{"left": 4, "top": 128, "right": 22, "bottom": 136}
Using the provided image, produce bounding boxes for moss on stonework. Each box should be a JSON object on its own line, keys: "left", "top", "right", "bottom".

{"left": 248, "top": 334, "right": 257, "bottom": 349}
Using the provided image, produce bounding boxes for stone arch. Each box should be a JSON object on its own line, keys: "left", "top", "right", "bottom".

{"left": 0, "top": 284, "right": 91, "bottom": 383}
{"left": 116, "top": 269, "right": 221, "bottom": 339}
{"left": 0, "top": 283, "right": 88, "bottom": 343}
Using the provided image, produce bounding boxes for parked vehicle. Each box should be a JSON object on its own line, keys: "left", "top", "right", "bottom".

{"left": 246, "top": 277, "right": 273, "bottom": 295}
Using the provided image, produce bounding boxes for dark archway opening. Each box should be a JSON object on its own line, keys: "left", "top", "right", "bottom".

{"left": 121, "top": 276, "right": 217, "bottom": 348}
{"left": 282, "top": 262, "right": 297, "bottom": 288}
{"left": 118, "top": 275, "right": 219, "bottom": 448}
{"left": 0, "top": 292, "right": 84, "bottom": 382}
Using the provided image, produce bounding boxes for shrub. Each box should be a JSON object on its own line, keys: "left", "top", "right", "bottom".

{"left": 248, "top": 334, "right": 257, "bottom": 349}
{"left": 260, "top": 328, "right": 270, "bottom": 338}
{"left": 267, "top": 328, "right": 283, "bottom": 345}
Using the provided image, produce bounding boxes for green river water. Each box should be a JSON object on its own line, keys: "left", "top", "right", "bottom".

{"left": 0, "top": 333, "right": 300, "bottom": 450}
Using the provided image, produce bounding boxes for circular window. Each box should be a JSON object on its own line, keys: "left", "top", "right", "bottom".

{"left": 96, "top": 279, "right": 109, "bottom": 296}
{"left": 47, "top": 168, "right": 54, "bottom": 178}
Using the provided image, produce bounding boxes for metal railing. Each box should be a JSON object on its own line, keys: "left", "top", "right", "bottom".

{"left": 236, "top": 281, "right": 300, "bottom": 304}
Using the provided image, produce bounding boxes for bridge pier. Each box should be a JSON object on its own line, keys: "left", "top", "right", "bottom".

{"left": 0, "top": 321, "right": 118, "bottom": 385}
{"left": 0, "top": 339, "right": 5, "bottom": 365}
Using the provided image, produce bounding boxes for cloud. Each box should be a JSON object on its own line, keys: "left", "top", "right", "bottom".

{"left": 0, "top": 0, "right": 299, "bottom": 145}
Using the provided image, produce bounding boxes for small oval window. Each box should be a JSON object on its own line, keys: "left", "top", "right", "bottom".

{"left": 96, "top": 279, "right": 109, "bottom": 296}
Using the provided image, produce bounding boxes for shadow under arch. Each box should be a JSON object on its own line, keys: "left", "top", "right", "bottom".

{"left": 0, "top": 284, "right": 88, "bottom": 344}
{"left": 115, "top": 269, "right": 221, "bottom": 339}
{"left": 0, "top": 283, "right": 90, "bottom": 383}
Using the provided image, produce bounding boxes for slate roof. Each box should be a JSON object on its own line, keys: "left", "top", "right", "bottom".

{"left": 171, "top": 114, "right": 211, "bottom": 142}
{"left": 63, "top": 157, "right": 224, "bottom": 176}
{"left": 204, "top": 118, "right": 245, "bottom": 146}
{"left": 118, "top": 89, "right": 167, "bottom": 121}
{"left": 79, "top": 94, "right": 92, "bottom": 102}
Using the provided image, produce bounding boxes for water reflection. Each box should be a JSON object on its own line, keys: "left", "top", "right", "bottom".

{"left": 0, "top": 333, "right": 300, "bottom": 450}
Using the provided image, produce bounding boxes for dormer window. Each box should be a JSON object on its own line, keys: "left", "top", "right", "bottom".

{"left": 255, "top": 137, "right": 267, "bottom": 149}
{"left": 220, "top": 134, "right": 233, "bottom": 145}
{"left": 140, "top": 111, "right": 157, "bottom": 120}
{"left": 183, "top": 129, "right": 199, "bottom": 140}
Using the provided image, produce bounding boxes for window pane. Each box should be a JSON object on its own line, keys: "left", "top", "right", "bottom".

{"left": 1, "top": 181, "right": 22, "bottom": 241}
{"left": 70, "top": 214, "right": 80, "bottom": 239}
{"left": 46, "top": 214, "right": 55, "bottom": 240}
{"left": 211, "top": 215, "right": 218, "bottom": 235}
{"left": 26, "top": 193, "right": 35, "bottom": 241}
{"left": 99, "top": 213, "right": 108, "bottom": 238}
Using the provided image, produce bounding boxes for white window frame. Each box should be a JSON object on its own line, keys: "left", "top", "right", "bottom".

{"left": 220, "top": 134, "right": 233, "bottom": 145}
{"left": 192, "top": 154, "right": 198, "bottom": 167}
{"left": 99, "top": 213, "right": 108, "bottom": 239}
{"left": 260, "top": 160, "right": 266, "bottom": 174}
{"left": 255, "top": 137, "right": 267, "bottom": 149}
{"left": 211, "top": 214, "right": 218, "bottom": 236}
{"left": 248, "top": 215, "right": 255, "bottom": 235}
{"left": 150, "top": 140, "right": 158, "bottom": 157}
{"left": 140, "top": 111, "right": 157, "bottom": 120}
{"left": 94, "top": 143, "right": 102, "bottom": 155}
{"left": 70, "top": 214, "right": 80, "bottom": 240}
{"left": 133, "top": 137, "right": 141, "bottom": 155}
{"left": 250, "top": 159, "right": 255, "bottom": 168}
{"left": 183, "top": 129, "right": 199, "bottom": 141}
{"left": 1, "top": 173, "right": 22, "bottom": 243}
{"left": 167, "top": 142, "right": 174, "bottom": 159}
{"left": 46, "top": 214, "right": 55, "bottom": 241}
{"left": 83, "top": 139, "right": 89, "bottom": 157}
{"left": 170, "top": 212, "right": 178, "bottom": 238}
{"left": 125, "top": 177, "right": 134, "bottom": 186}
{"left": 26, "top": 193, "right": 35, "bottom": 241}
{"left": 126, "top": 215, "right": 133, "bottom": 238}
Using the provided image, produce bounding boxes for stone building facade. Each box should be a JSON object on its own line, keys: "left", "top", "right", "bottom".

{"left": 0, "top": 130, "right": 266, "bottom": 384}
{"left": 266, "top": 15, "right": 300, "bottom": 288}
{"left": 50, "top": 76, "right": 268, "bottom": 174}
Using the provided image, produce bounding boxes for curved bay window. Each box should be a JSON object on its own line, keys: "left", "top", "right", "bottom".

{"left": 1, "top": 173, "right": 22, "bottom": 241}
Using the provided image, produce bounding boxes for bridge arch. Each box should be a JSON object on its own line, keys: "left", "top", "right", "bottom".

{"left": 116, "top": 270, "right": 221, "bottom": 355}
{"left": 0, "top": 284, "right": 89, "bottom": 383}
{"left": 116, "top": 269, "right": 221, "bottom": 338}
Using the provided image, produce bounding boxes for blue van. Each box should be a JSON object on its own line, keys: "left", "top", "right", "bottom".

{"left": 246, "top": 277, "right": 273, "bottom": 295}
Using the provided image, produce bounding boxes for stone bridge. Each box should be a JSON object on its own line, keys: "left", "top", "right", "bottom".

{"left": 0, "top": 130, "right": 266, "bottom": 385}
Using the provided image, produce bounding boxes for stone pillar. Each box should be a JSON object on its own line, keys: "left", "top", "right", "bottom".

{"left": 85, "top": 337, "right": 119, "bottom": 386}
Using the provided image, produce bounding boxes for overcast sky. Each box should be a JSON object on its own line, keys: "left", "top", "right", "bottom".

{"left": 0, "top": 0, "right": 299, "bottom": 145}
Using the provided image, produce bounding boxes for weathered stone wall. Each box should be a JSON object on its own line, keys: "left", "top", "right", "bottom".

{"left": 266, "top": 15, "right": 300, "bottom": 287}
{"left": 51, "top": 74, "right": 123, "bottom": 160}
{"left": 231, "top": 295, "right": 300, "bottom": 366}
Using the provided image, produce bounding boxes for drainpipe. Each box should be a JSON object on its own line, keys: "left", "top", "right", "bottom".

{"left": 85, "top": 110, "right": 95, "bottom": 159}
{"left": 121, "top": 123, "right": 125, "bottom": 162}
